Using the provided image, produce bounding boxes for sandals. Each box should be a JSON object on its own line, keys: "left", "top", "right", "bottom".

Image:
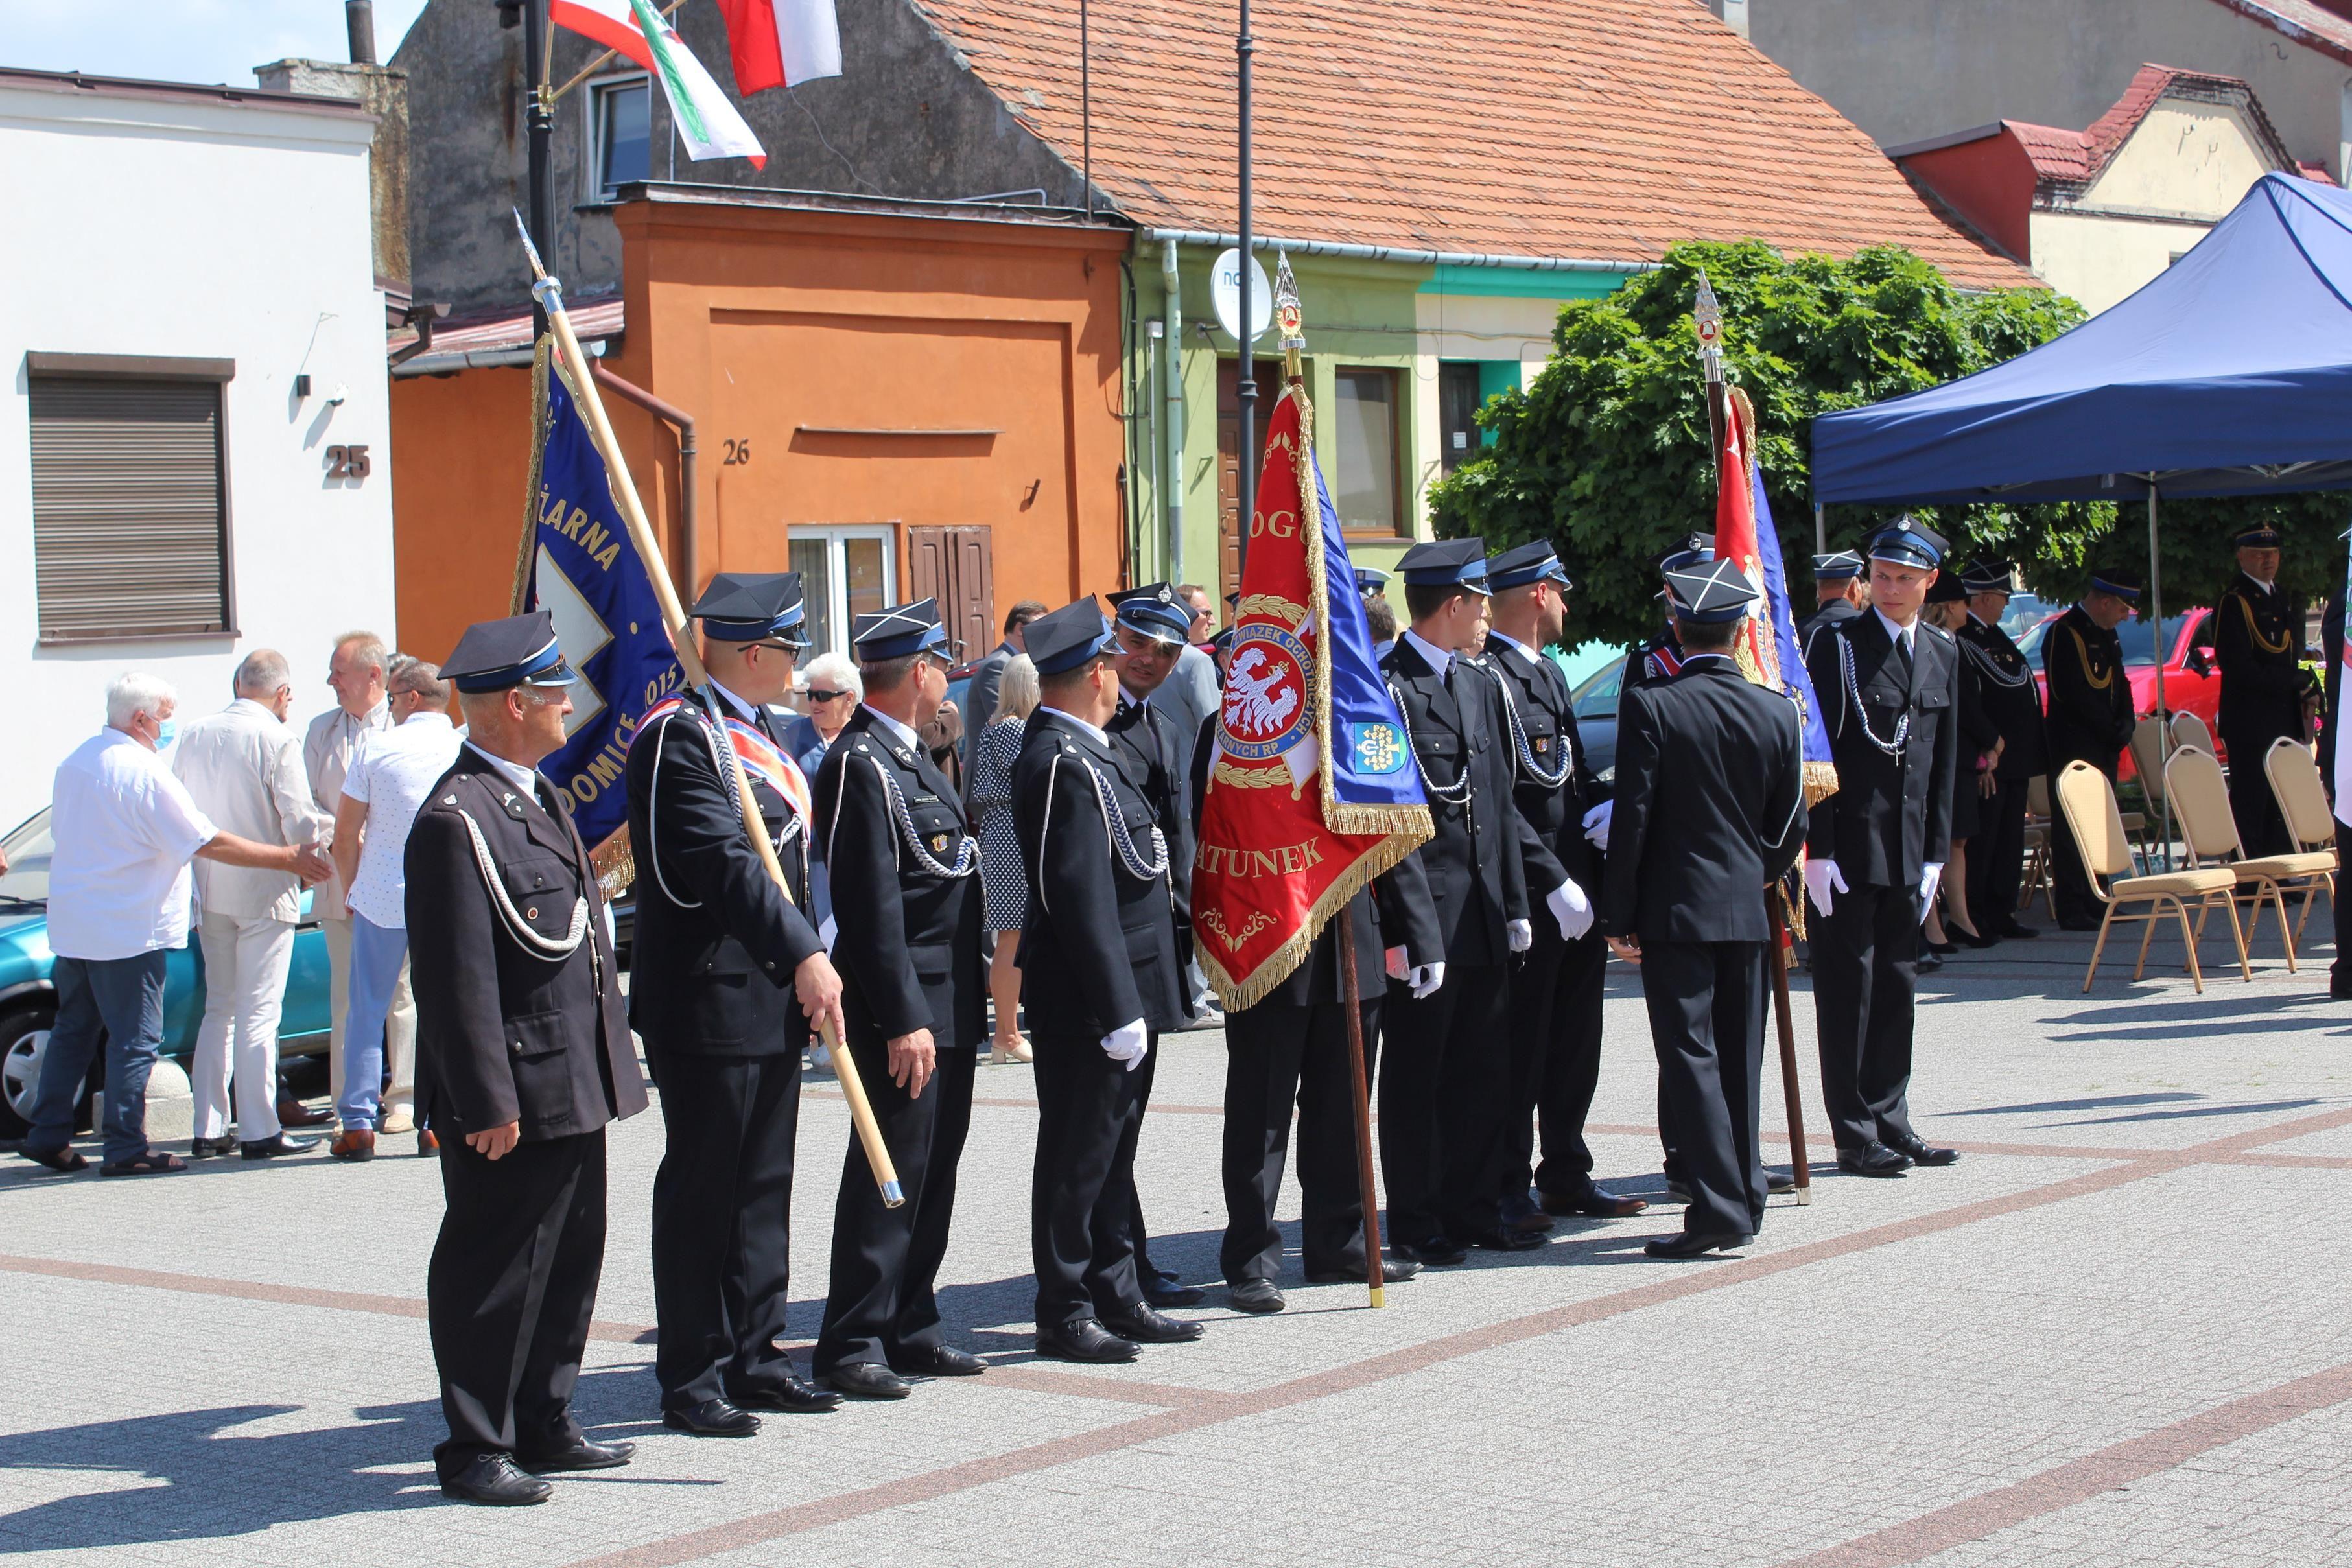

{"left": 21, "top": 1145, "right": 89, "bottom": 1175}
{"left": 98, "top": 1148, "right": 187, "bottom": 1178}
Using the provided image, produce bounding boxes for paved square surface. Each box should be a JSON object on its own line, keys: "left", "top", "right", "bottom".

{"left": 1, "top": 918, "right": 2347, "bottom": 1567}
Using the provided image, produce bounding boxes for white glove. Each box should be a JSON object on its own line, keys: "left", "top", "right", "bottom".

{"left": 1804, "top": 859, "right": 1848, "bottom": 917}
{"left": 1384, "top": 944, "right": 1408, "bottom": 981}
{"left": 1547, "top": 878, "right": 1594, "bottom": 941}
{"left": 1581, "top": 799, "right": 1614, "bottom": 852}
{"left": 1507, "top": 919, "right": 1532, "bottom": 954}
{"left": 1100, "top": 1017, "right": 1149, "bottom": 1072}
{"left": 1918, "top": 861, "right": 1944, "bottom": 912}
{"left": 1409, "top": 961, "right": 1447, "bottom": 999}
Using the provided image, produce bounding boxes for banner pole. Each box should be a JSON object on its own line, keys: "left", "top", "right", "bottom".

{"left": 517, "top": 217, "right": 903, "bottom": 1208}
{"left": 1770, "top": 891, "right": 1812, "bottom": 1204}
{"left": 1335, "top": 917, "right": 1386, "bottom": 1307}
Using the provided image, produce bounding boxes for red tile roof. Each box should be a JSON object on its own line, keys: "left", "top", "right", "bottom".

{"left": 909, "top": 0, "right": 2031, "bottom": 287}
{"left": 2205, "top": 0, "right": 2352, "bottom": 68}
{"left": 1998, "top": 64, "right": 2307, "bottom": 193}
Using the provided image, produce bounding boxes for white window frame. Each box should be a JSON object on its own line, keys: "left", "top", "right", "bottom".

{"left": 790, "top": 526, "right": 899, "bottom": 658}
{"left": 585, "top": 72, "right": 653, "bottom": 202}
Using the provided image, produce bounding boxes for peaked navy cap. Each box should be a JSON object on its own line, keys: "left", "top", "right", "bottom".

{"left": 1811, "top": 550, "right": 1865, "bottom": 581}
{"left": 1657, "top": 533, "right": 1715, "bottom": 575}
{"left": 443, "top": 610, "right": 577, "bottom": 694}
{"left": 1664, "top": 559, "right": 1760, "bottom": 624}
{"left": 851, "top": 598, "right": 950, "bottom": 661}
{"left": 2088, "top": 569, "right": 2142, "bottom": 602}
{"left": 1109, "top": 583, "right": 1192, "bottom": 645}
{"left": 1958, "top": 559, "right": 2016, "bottom": 592}
{"left": 691, "top": 571, "right": 810, "bottom": 646}
{"left": 1397, "top": 538, "right": 1491, "bottom": 589}
{"left": 2233, "top": 524, "right": 2283, "bottom": 550}
{"left": 1486, "top": 541, "right": 1573, "bottom": 592}
{"left": 1866, "top": 515, "right": 1948, "bottom": 570}
{"left": 1026, "top": 596, "right": 1125, "bottom": 675}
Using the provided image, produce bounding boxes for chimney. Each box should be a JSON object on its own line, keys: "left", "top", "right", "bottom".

{"left": 346, "top": 1, "right": 378, "bottom": 65}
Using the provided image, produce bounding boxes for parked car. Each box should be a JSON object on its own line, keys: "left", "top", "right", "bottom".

{"left": 1568, "top": 657, "right": 1625, "bottom": 784}
{"left": 2016, "top": 605, "right": 2222, "bottom": 777}
{"left": 0, "top": 807, "right": 334, "bottom": 1139}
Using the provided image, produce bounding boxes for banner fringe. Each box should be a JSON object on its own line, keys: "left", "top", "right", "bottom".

{"left": 1802, "top": 759, "right": 1840, "bottom": 808}
{"left": 1199, "top": 825, "right": 1426, "bottom": 1013}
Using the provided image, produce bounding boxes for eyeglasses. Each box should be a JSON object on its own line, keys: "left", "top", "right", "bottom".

{"left": 751, "top": 640, "right": 806, "bottom": 656}
{"left": 808, "top": 688, "right": 852, "bottom": 703}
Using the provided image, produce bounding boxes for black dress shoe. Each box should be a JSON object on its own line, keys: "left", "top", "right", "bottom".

{"left": 1995, "top": 919, "right": 2040, "bottom": 939}
{"left": 1643, "top": 1230, "right": 1748, "bottom": 1259}
{"left": 1461, "top": 1225, "right": 1545, "bottom": 1252}
{"left": 188, "top": 1135, "right": 237, "bottom": 1158}
{"left": 1916, "top": 951, "right": 1944, "bottom": 973}
{"left": 516, "top": 1438, "right": 633, "bottom": 1473}
{"left": 239, "top": 1133, "right": 318, "bottom": 1160}
{"left": 729, "top": 1376, "right": 843, "bottom": 1412}
{"left": 1925, "top": 937, "right": 1959, "bottom": 955}
{"left": 1391, "top": 1235, "right": 1468, "bottom": 1266}
{"left": 1304, "top": 1256, "right": 1420, "bottom": 1285}
{"left": 1951, "top": 924, "right": 2001, "bottom": 949}
{"left": 1767, "top": 1171, "right": 1797, "bottom": 1194}
{"left": 892, "top": 1345, "right": 986, "bottom": 1377}
{"left": 2058, "top": 916, "right": 2102, "bottom": 932}
{"left": 1228, "top": 1278, "right": 1286, "bottom": 1314}
{"left": 440, "top": 1453, "right": 552, "bottom": 1506}
{"left": 1143, "top": 1279, "right": 1208, "bottom": 1308}
{"left": 825, "top": 1362, "right": 911, "bottom": 1399}
{"left": 1037, "top": 1318, "right": 1140, "bottom": 1363}
{"left": 1101, "top": 1303, "right": 1205, "bottom": 1344}
{"left": 1836, "top": 1141, "right": 1913, "bottom": 1178}
{"left": 662, "top": 1398, "right": 761, "bottom": 1437}
{"left": 1536, "top": 1184, "right": 1650, "bottom": 1219}
{"left": 1883, "top": 1130, "right": 1958, "bottom": 1167}
{"left": 1664, "top": 1179, "right": 1694, "bottom": 1204}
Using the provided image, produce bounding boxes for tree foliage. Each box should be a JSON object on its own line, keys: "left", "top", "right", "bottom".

{"left": 1427, "top": 240, "right": 2347, "bottom": 650}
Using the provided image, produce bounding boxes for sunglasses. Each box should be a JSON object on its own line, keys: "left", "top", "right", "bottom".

{"left": 808, "top": 688, "right": 853, "bottom": 703}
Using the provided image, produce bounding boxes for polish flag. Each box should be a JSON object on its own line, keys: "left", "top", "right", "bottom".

{"left": 716, "top": 0, "right": 844, "bottom": 93}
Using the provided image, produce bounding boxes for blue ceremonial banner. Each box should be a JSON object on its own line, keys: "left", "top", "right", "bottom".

{"left": 1312, "top": 457, "right": 1426, "bottom": 815}
{"left": 1750, "top": 466, "right": 1837, "bottom": 802}
{"left": 523, "top": 347, "right": 687, "bottom": 862}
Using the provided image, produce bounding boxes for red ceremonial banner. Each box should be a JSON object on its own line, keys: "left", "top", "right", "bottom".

{"left": 1192, "top": 384, "right": 1431, "bottom": 1010}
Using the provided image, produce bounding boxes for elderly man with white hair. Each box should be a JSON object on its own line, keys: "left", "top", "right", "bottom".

{"left": 305, "top": 631, "right": 403, "bottom": 1123}
{"left": 22, "top": 673, "right": 332, "bottom": 1176}
{"left": 174, "top": 649, "right": 336, "bottom": 1160}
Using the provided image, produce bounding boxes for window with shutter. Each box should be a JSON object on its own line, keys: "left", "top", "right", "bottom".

{"left": 28, "top": 375, "right": 232, "bottom": 642}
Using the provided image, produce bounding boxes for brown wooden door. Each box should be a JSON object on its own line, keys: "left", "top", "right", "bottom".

{"left": 1216, "top": 358, "right": 1283, "bottom": 606}
{"left": 906, "top": 524, "right": 994, "bottom": 663}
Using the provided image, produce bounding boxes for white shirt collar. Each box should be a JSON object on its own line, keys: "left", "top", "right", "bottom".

{"left": 464, "top": 741, "right": 542, "bottom": 798}
{"left": 1039, "top": 703, "right": 1109, "bottom": 745}
{"left": 860, "top": 703, "right": 921, "bottom": 753}
{"left": 1118, "top": 686, "right": 1148, "bottom": 710}
{"left": 2247, "top": 574, "right": 2277, "bottom": 594}
{"left": 1874, "top": 607, "right": 1918, "bottom": 652}
{"left": 1486, "top": 628, "right": 1542, "bottom": 668}
{"left": 400, "top": 710, "right": 454, "bottom": 730}
{"left": 707, "top": 677, "right": 759, "bottom": 721}
{"left": 1404, "top": 628, "right": 1455, "bottom": 680}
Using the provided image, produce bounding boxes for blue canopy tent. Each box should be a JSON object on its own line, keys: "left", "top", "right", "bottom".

{"left": 1812, "top": 171, "right": 2352, "bottom": 853}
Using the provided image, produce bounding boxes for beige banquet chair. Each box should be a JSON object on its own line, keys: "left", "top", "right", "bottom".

{"left": 2164, "top": 745, "right": 2331, "bottom": 969}
{"left": 2170, "top": 710, "right": 2218, "bottom": 758}
{"left": 2021, "top": 775, "right": 2055, "bottom": 917}
{"left": 2263, "top": 738, "right": 2340, "bottom": 946}
{"left": 2129, "top": 715, "right": 2172, "bottom": 815}
{"left": 2053, "top": 760, "right": 2247, "bottom": 993}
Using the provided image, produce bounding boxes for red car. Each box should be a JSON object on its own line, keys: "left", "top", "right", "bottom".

{"left": 2014, "top": 598, "right": 2222, "bottom": 778}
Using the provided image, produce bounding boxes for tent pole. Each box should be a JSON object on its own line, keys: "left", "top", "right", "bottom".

{"left": 1815, "top": 502, "right": 1826, "bottom": 554}
{"left": 2147, "top": 484, "right": 2172, "bottom": 871}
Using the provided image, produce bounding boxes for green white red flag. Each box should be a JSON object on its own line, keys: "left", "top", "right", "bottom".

{"left": 550, "top": 0, "right": 768, "bottom": 168}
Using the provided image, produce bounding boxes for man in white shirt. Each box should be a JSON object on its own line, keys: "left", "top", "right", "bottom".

{"left": 23, "top": 673, "right": 331, "bottom": 1177}
{"left": 328, "top": 657, "right": 463, "bottom": 1160}
{"left": 174, "top": 651, "right": 336, "bottom": 1160}
{"left": 305, "top": 631, "right": 403, "bottom": 1121}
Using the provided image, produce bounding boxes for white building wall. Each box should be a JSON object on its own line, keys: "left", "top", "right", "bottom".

{"left": 0, "top": 80, "right": 395, "bottom": 827}
{"left": 1411, "top": 291, "right": 1559, "bottom": 535}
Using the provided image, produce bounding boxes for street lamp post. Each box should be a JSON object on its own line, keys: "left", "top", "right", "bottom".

{"left": 1236, "top": 0, "right": 1255, "bottom": 574}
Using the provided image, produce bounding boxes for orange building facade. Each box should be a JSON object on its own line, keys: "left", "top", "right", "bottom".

{"left": 390, "top": 189, "right": 1135, "bottom": 668}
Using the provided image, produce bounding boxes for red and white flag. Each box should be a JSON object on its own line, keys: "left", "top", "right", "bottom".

{"left": 717, "top": 0, "right": 843, "bottom": 93}
{"left": 550, "top": 0, "right": 767, "bottom": 167}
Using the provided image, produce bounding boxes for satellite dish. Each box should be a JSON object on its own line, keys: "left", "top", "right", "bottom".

{"left": 1211, "top": 249, "right": 1274, "bottom": 345}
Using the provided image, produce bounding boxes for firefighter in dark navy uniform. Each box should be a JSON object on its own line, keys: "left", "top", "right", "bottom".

{"left": 1013, "top": 599, "right": 1201, "bottom": 1364}
{"left": 2040, "top": 571, "right": 2141, "bottom": 930}
{"left": 1802, "top": 519, "right": 1962, "bottom": 1180}
{"left": 624, "top": 572, "right": 848, "bottom": 1438}
{"left": 810, "top": 598, "right": 988, "bottom": 1399}
{"left": 1623, "top": 534, "right": 1715, "bottom": 694}
{"left": 2214, "top": 525, "right": 2318, "bottom": 857}
{"left": 406, "top": 611, "right": 649, "bottom": 1506}
{"left": 1954, "top": 560, "right": 2047, "bottom": 939}
{"left": 1599, "top": 560, "right": 1807, "bottom": 1256}
{"left": 1798, "top": 550, "right": 1867, "bottom": 655}
{"left": 1479, "top": 541, "right": 1647, "bottom": 1228}
{"left": 1378, "top": 539, "right": 1533, "bottom": 1264}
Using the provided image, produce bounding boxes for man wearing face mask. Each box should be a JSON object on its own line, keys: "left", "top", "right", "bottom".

{"left": 1013, "top": 598, "right": 1199, "bottom": 1363}
{"left": 2215, "top": 526, "right": 2316, "bottom": 858}
{"left": 2041, "top": 571, "right": 2143, "bottom": 931}
{"left": 1802, "top": 519, "right": 1961, "bottom": 1180}
{"left": 1378, "top": 539, "right": 1533, "bottom": 1265}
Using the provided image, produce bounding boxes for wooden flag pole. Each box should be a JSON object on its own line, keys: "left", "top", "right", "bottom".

{"left": 1769, "top": 891, "right": 1813, "bottom": 1204}
{"left": 1335, "top": 919, "right": 1386, "bottom": 1307}
{"left": 517, "top": 215, "right": 903, "bottom": 1208}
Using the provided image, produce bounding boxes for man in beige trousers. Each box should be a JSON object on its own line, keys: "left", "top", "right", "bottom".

{"left": 303, "top": 632, "right": 416, "bottom": 1132}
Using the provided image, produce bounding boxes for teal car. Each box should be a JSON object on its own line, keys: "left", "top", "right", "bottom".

{"left": 0, "top": 808, "right": 335, "bottom": 1140}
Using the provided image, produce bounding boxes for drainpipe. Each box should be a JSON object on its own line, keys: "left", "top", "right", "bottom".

{"left": 1162, "top": 237, "right": 1184, "bottom": 584}
{"left": 589, "top": 360, "right": 700, "bottom": 601}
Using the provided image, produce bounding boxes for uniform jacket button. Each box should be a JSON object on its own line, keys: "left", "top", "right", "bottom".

{"left": 526, "top": 907, "right": 539, "bottom": 920}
